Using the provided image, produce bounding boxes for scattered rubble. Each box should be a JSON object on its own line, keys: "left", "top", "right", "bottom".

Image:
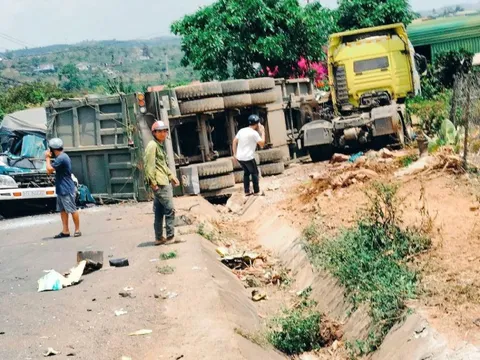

{"left": 43, "top": 347, "right": 60, "bottom": 357}
{"left": 220, "top": 252, "right": 264, "bottom": 270}
{"left": 251, "top": 290, "right": 267, "bottom": 302}
{"left": 109, "top": 258, "right": 129, "bottom": 267}
{"left": 114, "top": 309, "right": 128, "bottom": 316}
{"left": 128, "top": 329, "right": 152, "bottom": 336}
{"left": 330, "top": 153, "right": 349, "bottom": 163}
{"left": 77, "top": 251, "right": 103, "bottom": 274}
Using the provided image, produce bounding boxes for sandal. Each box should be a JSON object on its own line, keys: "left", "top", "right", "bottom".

{"left": 154, "top": 237, "right": 167, "bottom": 246}
{"left": 54, "top": 232, "right": 70, "bottom": 239}
{"left": 74, "top": 232, "right": 82, "bottom": 238}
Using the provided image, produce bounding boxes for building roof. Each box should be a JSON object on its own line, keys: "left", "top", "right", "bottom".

{"left": 407, "top": 15, "right": 480, "bottom": 47}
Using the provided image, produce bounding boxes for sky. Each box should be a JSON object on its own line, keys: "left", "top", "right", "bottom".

{"left": 0, "top": 0, "right": 479, "bottom": 51}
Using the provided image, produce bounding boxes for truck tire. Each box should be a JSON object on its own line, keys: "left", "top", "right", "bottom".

{"left": 251, "top": 89, "right": 277, "bottom": 106}
{"left": 179, "top": 97, "right": 225, "bottom": 115}
{"left": 175, "top": 82, "right": 222, "bottom": 100}
{"left": 196, "top": 159, "right": 234, "bottom": 178}
{"left": 221, "top": 80, "right": 250, "bottom": 95}
{"left": 199, "top": 174, "right": 235, "bottom": 192}
{"left": 231, "top": 155, "right": 260, "bottom": 170}
{"left": 257, "top": 149, "right": 283, "bottom": 164}
{"left": 223, "top": 94, "right": 252, "bottom": 109}
{"left": 308, "top": 145, "right": 333, "bottom": 163}
{"left": 259, "top": 162, "right": 285, "bottom": 177}
{"left": 248, "top": 78, "right": 275, "bottom": 92}
{"left": 233, "top": 170, "right": 244, "bottom": 184}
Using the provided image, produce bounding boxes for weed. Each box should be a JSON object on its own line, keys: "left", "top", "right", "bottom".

{"left": 197, "top": 222, "right": 214, "bottom": 241}
{"left": 398, "top": 154, "right": 418, "bottom": 168}
{"left": 234, "top": 327, "right": 268, "bottom": 348}
{"left": 268, "top": 299, "right": 322, "bottom": 355}
{"left": 160, "top": 251, "right": 177, "bottom": 260}
{"left": 157, "top": 265, "right": 175, "bottom": 275}
{"left": 304, "top": 182, "right": 431, "bottom": 353}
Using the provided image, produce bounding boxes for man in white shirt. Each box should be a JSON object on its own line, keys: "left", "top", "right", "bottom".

{"left": 232, "top": 114, "right": 266, "bottom": 196}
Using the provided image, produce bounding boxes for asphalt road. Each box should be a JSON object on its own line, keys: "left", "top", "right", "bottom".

{"left": 0, "top": 202, "right": 174, "bottom": 360}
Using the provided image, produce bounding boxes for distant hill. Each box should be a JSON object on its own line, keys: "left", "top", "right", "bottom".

{"left": 418, "top": 1, "right": 480, "bottom": 17}
{"left": 0, "top": 36, "right": 198, "bottom": 92}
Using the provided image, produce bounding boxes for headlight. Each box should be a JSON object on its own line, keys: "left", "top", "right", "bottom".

{"left": 0, "top": 175, "right": 18, "bottom": 189}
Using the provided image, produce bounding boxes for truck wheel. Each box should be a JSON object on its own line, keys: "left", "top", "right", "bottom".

{"left": 230, "top": 155, "right": 260, "bottom": 170}
{"left": 179, "top": 97, "right": 225, "bottom": 115}
{"left": 199, "top": 174, "right": 235, "bottom": 192}
{"left": 308, "top": 145, "right": 332, "bottom": 163}
{"left": 223, "top": 94, "right": 252, "bottom": 109}
{"left": 196, "top": 159, "right": 233, "bottom": 178}
{"left": 248, "top": 78, "right": 275, "bottom": 92}
{"left": 175, "top": 82, "right": 222, "bottom": 100}
{"left": 395, "top": 126, "right": 405, "bottom": 147}
{"left": 257, "top": 149, "right": 283, "bottom": 164}
{"left": 221, "top": 80, "right": 250, "bottom": 95}
{"left": 259, "top": 162, "right": 285, "bottom": 177}
{"left": 233, "top": 170, "right": 244, "bottom": 184}
{"left": 251, "top": 89, "right": 277, "bottom": 106}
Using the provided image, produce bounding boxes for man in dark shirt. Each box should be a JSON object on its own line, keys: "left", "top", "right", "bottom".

{"left": 45, "top": 138, "right": 81, "bottom": 238}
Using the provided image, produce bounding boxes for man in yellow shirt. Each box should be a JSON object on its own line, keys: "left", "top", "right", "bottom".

{"left": 144, "top": 120, "right": 180, "bottom": 246}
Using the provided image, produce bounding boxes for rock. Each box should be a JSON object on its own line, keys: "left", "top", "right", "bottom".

{"left": 331, "top": 153, "right": 350, "bottom": 163}
{"left": 299, "top": 354, "right": 321, "bottom": 360}
{"left": 323, "top": 189, "right": 333, "bottom": 198}
{"left": 309, "top": 171, "right": 329, "bottom": 181}
{"left": 379, "top": 148, "right": 394, "bottom": 158}
{"left": 226, "top": 192, "right": 245, "bottom": 214}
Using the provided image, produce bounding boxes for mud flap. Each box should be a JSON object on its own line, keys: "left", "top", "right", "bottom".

{"left": 301, "top": 120, "right": 334, "bottom": 147}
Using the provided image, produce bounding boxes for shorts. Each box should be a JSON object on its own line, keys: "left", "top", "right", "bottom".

{"left": 56, "top": 193, "right": 77, "bottom": 214}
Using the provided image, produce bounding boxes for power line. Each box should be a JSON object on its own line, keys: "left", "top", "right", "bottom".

{"left": 0, "top": 32, "right": 33, "bottom": 48}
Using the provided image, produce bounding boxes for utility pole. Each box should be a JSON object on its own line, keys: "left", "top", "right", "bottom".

{"left": 463, "top": 74, "right": 472, "bottom": 168}
{"left": 165, "top": 54, "right": 170, "bottom": 78}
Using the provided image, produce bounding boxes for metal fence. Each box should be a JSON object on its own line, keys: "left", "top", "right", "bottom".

{"left": 451, "top": 73, "right": 480, "bottom": 165}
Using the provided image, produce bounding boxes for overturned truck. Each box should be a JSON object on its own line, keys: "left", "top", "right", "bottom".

{"left": 300, "top": 23, "right": 424, "bottom": 162}
{"left": 45, "top": 77, "right": 297, "bottom": 201}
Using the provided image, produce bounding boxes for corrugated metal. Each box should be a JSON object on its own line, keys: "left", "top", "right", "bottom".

{"left": 431, "top": 38, "right": 480, "bottom": 58}
{"left": 407, "top": 15, "right": 480, "bottom": 47}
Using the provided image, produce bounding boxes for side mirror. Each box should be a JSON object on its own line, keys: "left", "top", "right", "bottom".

{"left": 414, "top": 53, "right": 428, "bottom": 76}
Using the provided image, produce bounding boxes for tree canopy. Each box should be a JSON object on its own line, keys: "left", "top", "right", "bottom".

{"left": 171, "top": 0, "right": 338, "bottom": 81}
{"left": 172, "top": 0, "right": 415, "bottom": 81}
{"left": 337, "top": 0, "right": 414, "bottom": 31}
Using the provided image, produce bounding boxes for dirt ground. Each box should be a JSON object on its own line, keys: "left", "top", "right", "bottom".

{"left": 244, "top": 150, "right": 480, "bottom": 349}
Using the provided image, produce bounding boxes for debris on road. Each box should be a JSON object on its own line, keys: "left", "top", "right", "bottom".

{"left": 215, "top": 246, "right": 229, "bottom": 257}
{"left": 160, "top": 251, "right": 177, "bottom": 260}
{"left": 348, "top": 152, "right": 364, "bottom": 163}
{"left": 123, "top": 286, "right": 134, "bottom": 292}
{"left": 128, "top": 329, "right": 152, "bottom": 336}
{"left": 109, "top": 258, "right": 129, "bottom": 267}
{"left": 161, "top": 291, "right": 178, "bottom": 300}
{"left": 38, "top": 261, "right": 86, "bottom": 292}
{"left": 43, "top": 347, "right": 60, "bottom": 357}
{"left": 251, "top": 290, "right": 267, "bottom": 302}
{"left": 77, "top": 251, "right": 103, "bottom": 274}
{"left": 119, "top": 291, "right": 135, "bottom": 298}
{"left": 157, "top": 265, "right": 175, "bottom": 275}
{"left": 121, "top": 357, "right": 132, "bottom": 360}
{"left": 331, "top": 153, "right": 349, "bottom": 163}
{"left": 174, "top": 214, "right": 193, "bottom": 227}
{"left": 220, "top": 252, "right": 263, "bottom": 270}
{"left": 114, "top": 309, "right": 128, "bottom": 316}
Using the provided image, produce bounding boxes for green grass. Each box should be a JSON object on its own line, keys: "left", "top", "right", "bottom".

{"left": 157, "top": 265, "right": 175, "bottom": 275}
{"left": 160, "top": 251, "right": 178, "bottom": 260}
{"left": 268, "top": 294, "right": 323, "bottom": 355}
{"left": 398, "top": 154, "right": 418, "bottom": 168}
{"left": 304, "top": 182, "right": 431, "bottom": 355}
{"left": 197, "top": 222, "right": 214, "bottom": 241}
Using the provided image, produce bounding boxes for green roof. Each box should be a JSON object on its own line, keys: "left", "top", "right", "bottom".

{"left": 407, "top": 15, "right": 480, "bottom": 47}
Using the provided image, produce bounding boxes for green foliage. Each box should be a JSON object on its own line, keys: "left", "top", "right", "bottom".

{"left": 0, "top": 81, "right": 75, "bottom": 121}
{"left": 171, "top": 0, "right": 337, "bottom": 81}
{"left": 59, "top": 63, "right": 84, "bottom": 91}
{"left": 407, "top": 92, "right": 451, "bottom": 135}
{"left": 160, "top": 251, "right": 178, "bottom": 260}
{"left": 434, "top": 49, "right": 473, "bottom": 89}
{"left": 157, "top": 265, "right": 175, "bottom": 275}
{"left": 336, "top": 0, "right": 414, "bottom": 31}
{"left": 304, "top": 182, "right": 431, "bottom": 354}
{"left": 268, "top": 293, "right": 322, "bottom": 355}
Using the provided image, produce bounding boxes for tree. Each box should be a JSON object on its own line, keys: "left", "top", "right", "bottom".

{"left": 0, "top": 81, "right": 75, "bottom": 121}
{"left": 171, "top": 0, "right": 337, "bottom": 81}
{"left": 59, "top": 63, "right": 84, "bottom": 91}
{"left": 434, "top": 49, "right": 473, "bottom": 89}
{"left": 337, "top": 0, "right": 414, "bottom": 31}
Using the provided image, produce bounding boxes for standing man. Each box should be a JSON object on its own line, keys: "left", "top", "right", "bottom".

{"left": 45, "top": 138, "right": 81, "bottom": 238}
{"left": 144, "top": 120, "right": 180, "bottom": 246}
{"left": 233, "top": 114, "right": 266, "bottom": 196}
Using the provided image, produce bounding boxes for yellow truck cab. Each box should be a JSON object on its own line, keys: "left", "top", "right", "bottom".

{"left": 301, "top": 24, "right": 422, "bottom": 161}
